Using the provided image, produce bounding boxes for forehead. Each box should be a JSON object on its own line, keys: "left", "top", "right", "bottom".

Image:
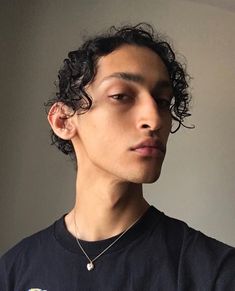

{"left": 93, "top": 44, "right": 170, "bottom": 87}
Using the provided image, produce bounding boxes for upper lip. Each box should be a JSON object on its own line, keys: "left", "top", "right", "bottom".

{"left": 131, "top": 139, "right": 166, "bottom": 153}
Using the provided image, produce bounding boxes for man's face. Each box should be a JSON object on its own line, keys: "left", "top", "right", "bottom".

{"left": 71, "top": 44, "right": 172, "bottom": 184}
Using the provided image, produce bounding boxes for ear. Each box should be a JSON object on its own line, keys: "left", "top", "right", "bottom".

{"left": 47, "top": 102, "right": 77, "bottom": 140}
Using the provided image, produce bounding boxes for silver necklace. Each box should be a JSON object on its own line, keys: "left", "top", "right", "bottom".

{"left": 73, "top": 211, "right": 143, "bottom": 271}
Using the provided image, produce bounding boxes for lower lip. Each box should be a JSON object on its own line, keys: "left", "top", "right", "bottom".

{"left": 132, "top": 147, "right": 165, "bottom": 157}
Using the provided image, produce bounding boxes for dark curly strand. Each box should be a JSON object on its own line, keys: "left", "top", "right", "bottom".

{"left": 45, "top": 23, "right": 193, "bottom": 160}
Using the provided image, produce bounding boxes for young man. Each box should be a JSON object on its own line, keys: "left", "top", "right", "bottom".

{"left": 0, "top": 24, "right": 234, "bottom": 290}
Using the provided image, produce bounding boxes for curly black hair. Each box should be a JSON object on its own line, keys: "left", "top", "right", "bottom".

{"left": 45, "top": 23, "right": 192, "bottom": 160}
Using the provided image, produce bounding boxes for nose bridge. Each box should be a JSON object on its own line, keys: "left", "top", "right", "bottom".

{"left": 137, "top": 95, "right": 162, "bottom": 131}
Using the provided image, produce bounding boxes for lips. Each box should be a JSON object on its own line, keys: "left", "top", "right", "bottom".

{"left": 131, "top": 139, "right": 166, "bottom": 154}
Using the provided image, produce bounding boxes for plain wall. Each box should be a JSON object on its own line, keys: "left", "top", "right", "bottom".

{"left": 1, "top": 0, "right": 235, "bottom": 255}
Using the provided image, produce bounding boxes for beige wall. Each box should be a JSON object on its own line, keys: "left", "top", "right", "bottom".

{"left": 1, "top": 0, "right": 234, "bottom": 255}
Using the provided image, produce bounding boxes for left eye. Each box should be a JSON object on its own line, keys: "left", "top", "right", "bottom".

{"left": 156, "top": 98, "right": 171, "bottom": 110}
{"left": 109, "top": 94, "right": 131, "bottom": 101}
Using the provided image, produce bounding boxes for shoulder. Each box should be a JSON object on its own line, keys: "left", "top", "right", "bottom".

{"left": 2, "top": 222, "right": 53, "bottom": 256}
{"left": 161, "top": 210, "right": 234, "bottom": 255}
{"left": 158, "top": 210, "right": 235, "bottom": 288}
{"left": 0, "top": 220, "right": 56, "bottom": 280}
{"left": 157, "top": 208, "right": 234, "bottom": 249}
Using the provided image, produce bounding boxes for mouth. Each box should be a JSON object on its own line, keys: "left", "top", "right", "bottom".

{"left": 130, "top": 139, "right": 166, "bottom": 158}
{"left": 131, "top": 146, "right": 165, "bottom": 158}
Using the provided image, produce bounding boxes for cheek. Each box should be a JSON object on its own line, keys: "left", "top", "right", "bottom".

{"left": 78, "top": 114, "right": 122, "bottom": 153}
{"left": 91, "top": 107, "right": 131, "bottom": 137}
{"left": 166, "top": 116, "right": 172, "bottom": 132}
{"left": 161, "top": 115, "right": 172, "bottom": 141}
{"left": 76, "top": 103, "right": 134, "bottom": 154}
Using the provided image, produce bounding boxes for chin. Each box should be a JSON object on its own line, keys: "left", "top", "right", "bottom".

{"left": 127, "top": 170, "right": 161, "bottom": 184}
{"left": 142, "top": 174, "right": 161, "bottom": 184}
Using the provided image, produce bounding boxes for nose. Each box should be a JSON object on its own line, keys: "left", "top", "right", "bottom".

{"left": 136, "top": 96, "right": 163, "bottom": 133}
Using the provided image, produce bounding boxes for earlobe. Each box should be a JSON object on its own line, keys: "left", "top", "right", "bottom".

{"left": 47, "top": 102, "right": 77, "bottom": 140}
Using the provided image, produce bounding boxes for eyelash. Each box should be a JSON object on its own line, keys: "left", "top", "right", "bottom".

{"left": 109, "top": 93, "right": 172, "bottom": 110}
{"left": 109, "top": 94, "right": 131, "bottom": 101}
{"left": 156, "top": 98, "right": 171, "bottom": 110}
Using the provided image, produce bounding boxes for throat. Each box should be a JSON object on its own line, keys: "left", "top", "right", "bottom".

{"left": 65, "top": 198, "right": 150, "bottom": 242}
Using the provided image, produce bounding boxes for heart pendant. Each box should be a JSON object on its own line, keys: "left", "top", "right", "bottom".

{"left": 87, "top": 262, "right": 94, "bottom": 271}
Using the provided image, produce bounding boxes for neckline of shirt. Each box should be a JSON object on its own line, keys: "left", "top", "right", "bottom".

{"left": 54, "top": 205, "right": 162, "bottom": 256}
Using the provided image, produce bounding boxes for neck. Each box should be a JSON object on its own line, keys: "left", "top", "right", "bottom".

{"left": 65, "top": 172, "right": 150, "bottom": 242}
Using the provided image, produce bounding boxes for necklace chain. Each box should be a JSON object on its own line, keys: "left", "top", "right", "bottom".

{"left": 73, "top": 211, "right": 143, "bottom": 271}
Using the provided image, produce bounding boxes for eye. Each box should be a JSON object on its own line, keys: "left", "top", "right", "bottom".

{"left": 155, "top": 98, "right": 171, "bottom": 110}
{"left": 109, "top": 93, "right": 132, "bottom": 102}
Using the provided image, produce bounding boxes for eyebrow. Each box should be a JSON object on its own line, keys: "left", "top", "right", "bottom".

{"left": 100, "top": 72, "right": 145, "bottom": 84}
{"left": 99, "top": 72, "right": 172, "bottom": 91}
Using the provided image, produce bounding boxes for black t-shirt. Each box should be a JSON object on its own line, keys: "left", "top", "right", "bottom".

{"left": 0, "top": 206, "right": 235, "bottom": 290}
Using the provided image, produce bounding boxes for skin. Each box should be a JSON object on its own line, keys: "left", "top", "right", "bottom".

{"left": 48, "top": 44, "right": 172, "bottom": 241}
